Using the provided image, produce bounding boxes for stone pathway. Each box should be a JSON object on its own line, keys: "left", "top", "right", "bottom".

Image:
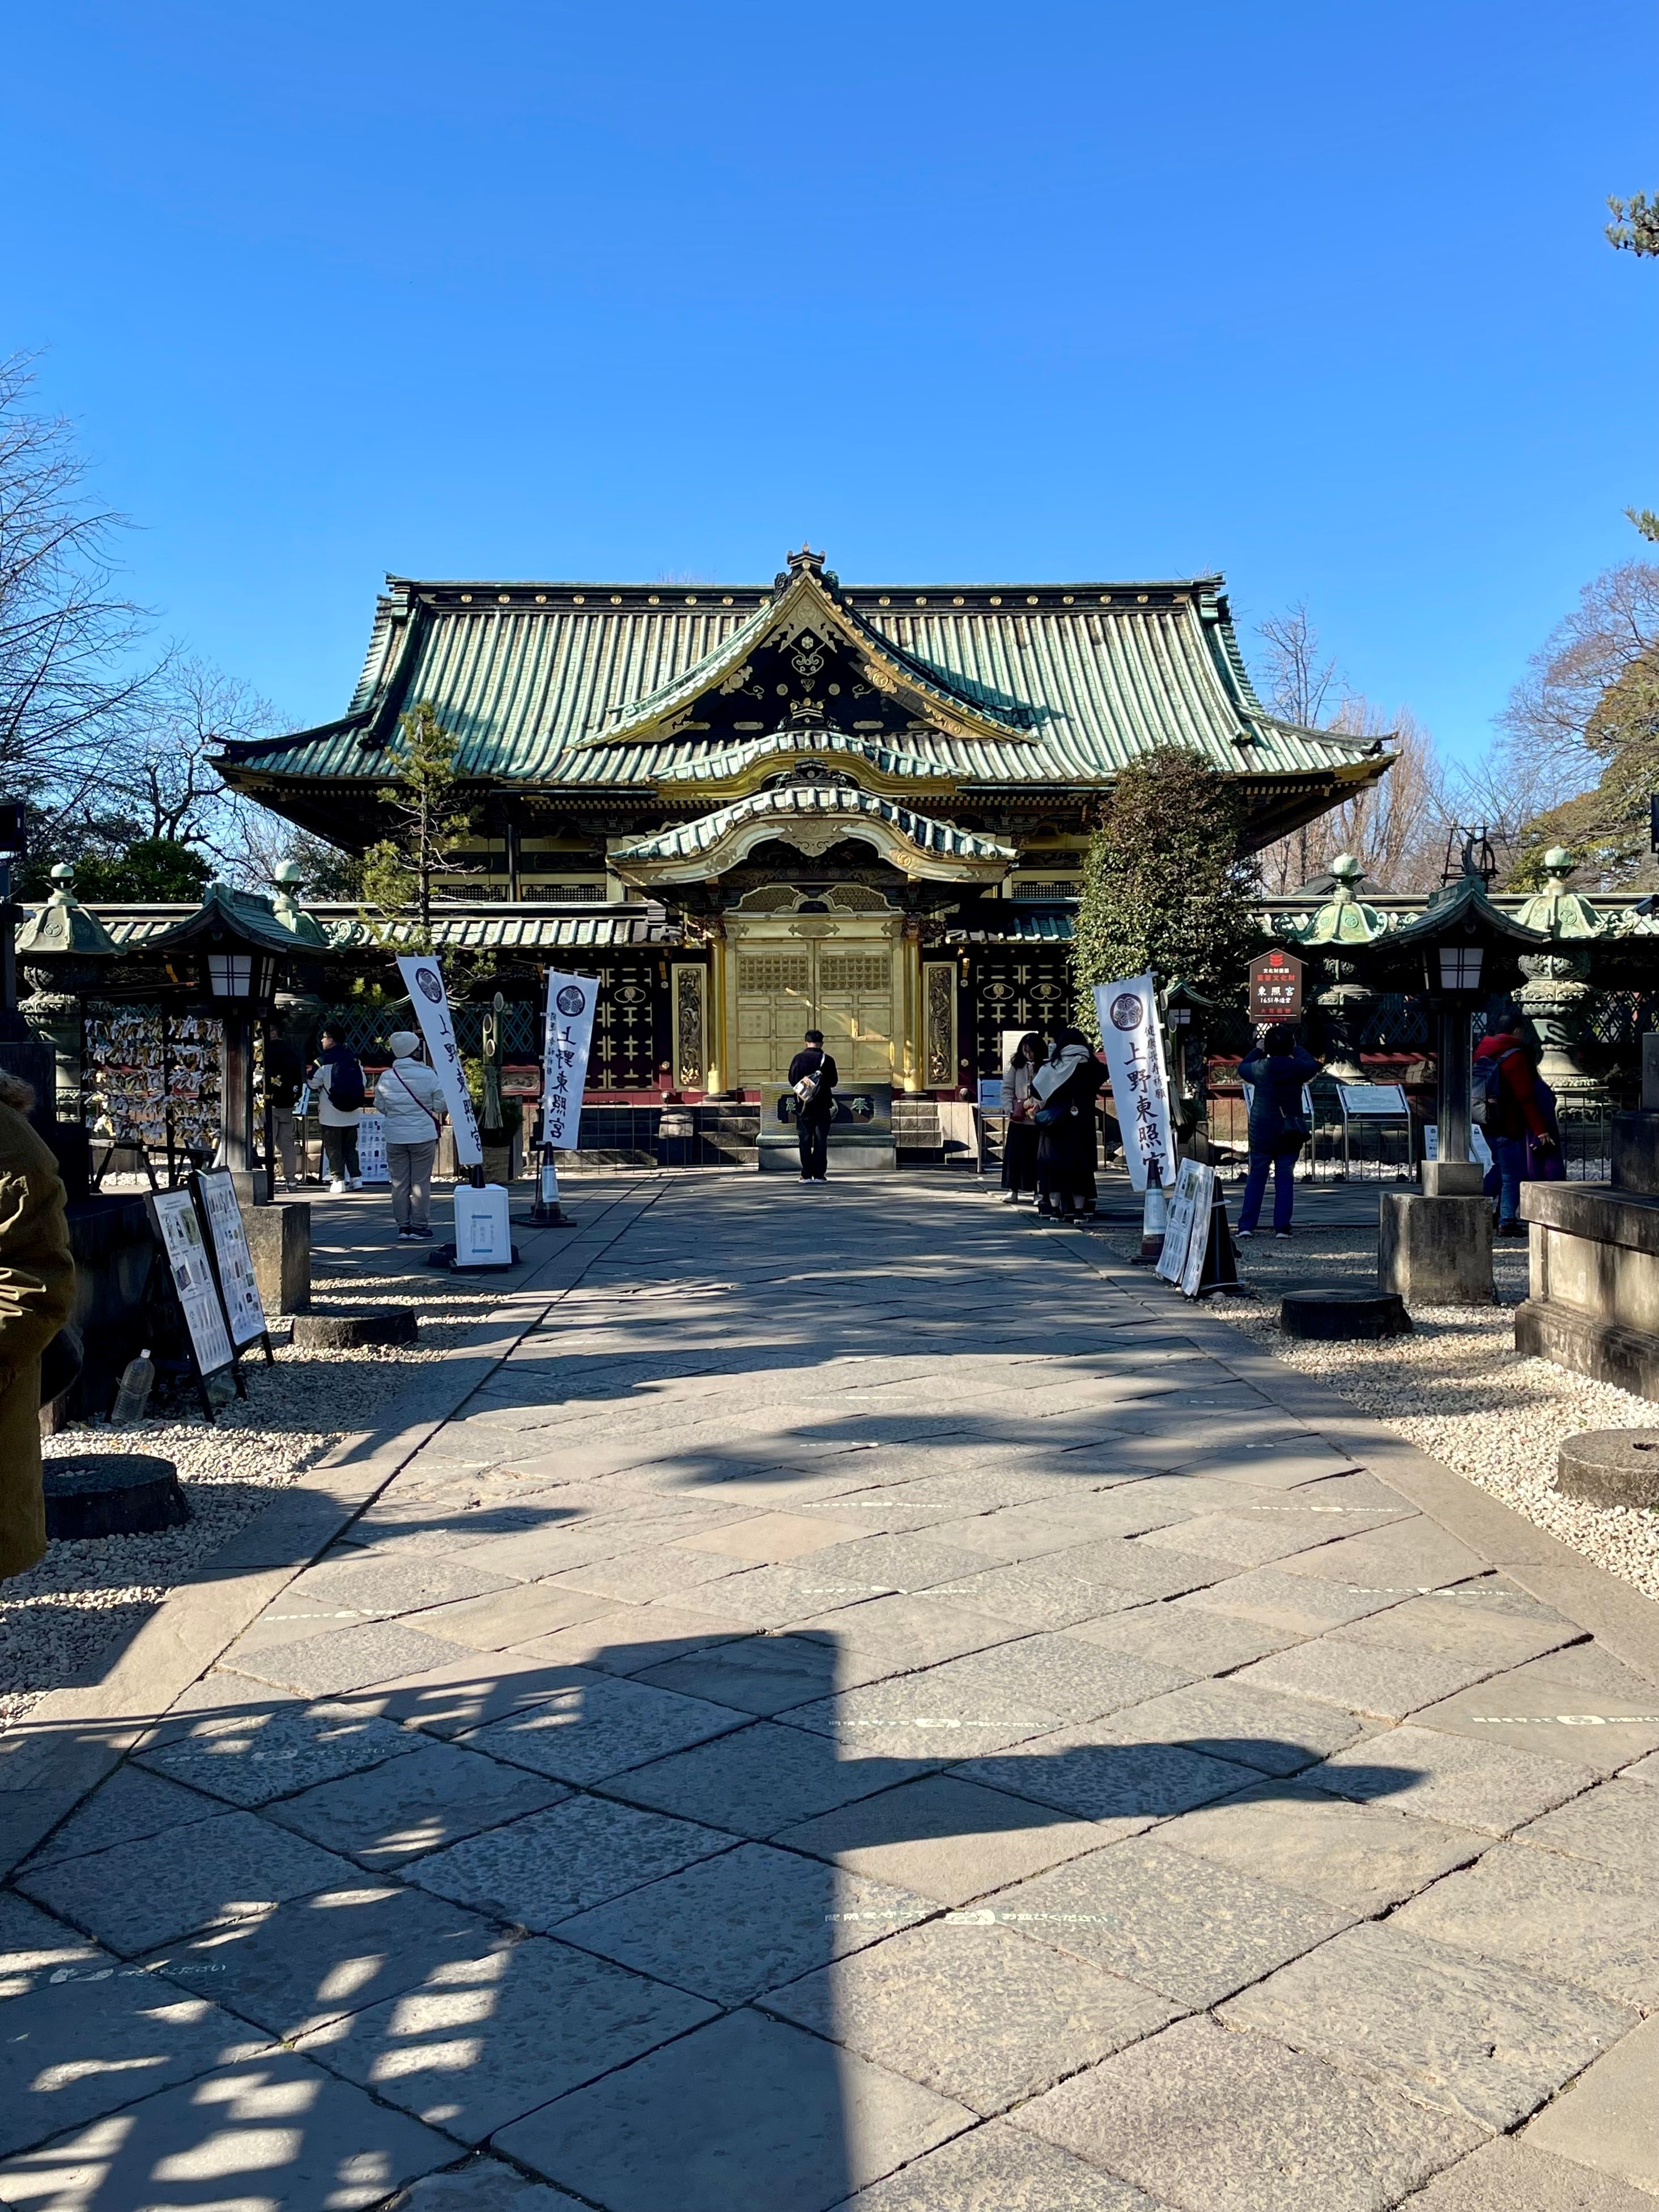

{"left": 3, "top": 1176, "right": 1658, "bottom": 2210}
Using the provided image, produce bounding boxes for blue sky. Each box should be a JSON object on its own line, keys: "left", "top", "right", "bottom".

{"left": 5, "top": 2, "right": 1656, "bottom": 759}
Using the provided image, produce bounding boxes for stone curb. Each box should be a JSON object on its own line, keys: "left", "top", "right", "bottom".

{"left": 0, "top": 1179, "right": 665, "bottom": 1877}
{"left": 1053, "top": 1223, "right": 1659, "bottom": 1691}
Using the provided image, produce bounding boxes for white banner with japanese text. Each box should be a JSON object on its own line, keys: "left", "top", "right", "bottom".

{"left": 395, "top": 955, "right": 483, "bottom": 1167}
{"left": 540, "top": 971, "right": 598, "bottom": 1151}
{"left": 1094, "top": 973, "right": 1176, "bottom": 1193}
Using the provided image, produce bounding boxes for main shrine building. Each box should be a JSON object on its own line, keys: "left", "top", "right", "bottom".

{"left": 220, "top": 547, "right": 1389, "bottom": 1101}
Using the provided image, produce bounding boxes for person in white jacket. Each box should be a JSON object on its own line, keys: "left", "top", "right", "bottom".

{"left": 375, "top": 1031, "right": 448, "bottom": 1238}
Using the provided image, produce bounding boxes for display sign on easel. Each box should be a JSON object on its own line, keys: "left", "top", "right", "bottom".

{"left": 1156, "top": 1159, "right": 1211, "bottom": 1288}
{"left": 191, "top": 1168, "right": 273, "bottom": 1360}
{"left": 144, "top": 1187, "right": 237, "bottom": 1416}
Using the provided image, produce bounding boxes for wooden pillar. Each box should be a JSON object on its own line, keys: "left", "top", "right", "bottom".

{"left": 899, "top": 917, "right": 924, "bottom": 1093}
{"left": 705, "top": 922, "right": 730, "bottom": 1092}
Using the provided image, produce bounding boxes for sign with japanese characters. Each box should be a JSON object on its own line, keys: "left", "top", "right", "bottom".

{"left": 1093, "top": 973, "right": 1176, "bottom": 1193}
{"left": 395, "top": 956, "right": 483, "bottom": 1167}
{"left": 1155, "top": 1158, "right": 1209, "bottom": 1287}
{"left": 1248, "top": 947, "right": 1304, "bottom": 1022}
{"left": 540, "top": 971, "right": 598, "bottom": 1151}
{"left": 146, "top": 1186, "right": 235, "bottom": 1379}
{"left": 191, "top": 1169, "right": 269, "bottom": 1349}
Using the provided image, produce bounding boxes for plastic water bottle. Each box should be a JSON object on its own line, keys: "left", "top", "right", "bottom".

{"left": 110, "top": 1349, "right": 155, "bottom": 1427}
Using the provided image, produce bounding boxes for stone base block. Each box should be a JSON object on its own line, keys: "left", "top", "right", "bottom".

{"left": 43, "top": 1454, "right": 188, "bottom": 1540}
{"left": 291, "top": 1308, "right": 416, "bottom": 1349}
{"left": 1556, "top": 1426, "right": 1659, "bottom": 1505}
{"left": 1379, "top": 1193, "right": 1493, "bottom": 1306}
{"left": 1282, "top": 1287, "right": 1411, "bottom": 1340}
{"left": 757, "top": 1145, "right": 897, "bottom": 1173}
{"left": 245, "top": 1201, "right": 311, "bottom": 1315}
{"left": 1516, "top": 1298, "right": 1659, "bottom": 1405}
{"left": 1421, "top": 1160, "right": 1486, "bottom": 1197}
{"left": 1613, "top": 1112, "right": 1659, "bottom": 1197}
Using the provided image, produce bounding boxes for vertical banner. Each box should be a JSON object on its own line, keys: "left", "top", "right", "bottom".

{"left": 541, "top": 971, "right": 598, "bottom": 1151}
{"left": 395, "top": 954, "right": 483, "bottom": 1167}
{"left": 1093, "top": 974, "right": 1176, "bottom": 1192}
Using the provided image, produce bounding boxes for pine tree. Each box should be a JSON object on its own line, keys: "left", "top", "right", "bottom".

{"left": 1072, "top": 747, "right": 1261, "bottom": 1032}
{"left": 360, "top": 700, "right": 475, "bottom": 942}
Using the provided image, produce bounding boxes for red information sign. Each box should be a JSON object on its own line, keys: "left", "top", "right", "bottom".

{"left": 1249, "top": 947, "right": 1304, "bottom": 1022}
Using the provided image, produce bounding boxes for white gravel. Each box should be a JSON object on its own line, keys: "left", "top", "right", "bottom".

{"left": 1087, "top": 1195, "right": 1659, "bottom": 1606}
{"left": 1, "top": 1275, "right": 500, "bottom": 1731}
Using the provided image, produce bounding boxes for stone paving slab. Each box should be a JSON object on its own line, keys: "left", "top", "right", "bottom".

{"left": 1231, "top": 1633, "right": 1508, "bottom": 1721}
{"left": 263, "top": 1737, "right": 566, "bottom": 1868}
{"left": 19, "top": 1764, "right": 225, "bottom": 1871}
{"left": 1403, "top": 1644, "right": 1659, "bottom": 1773}
{"left": 388, "top": 2161, "right": 589, "bottom": 2211}
{"left": 837, "top": 2120, "right": 1162, "bottom": 2210}
{"left": 405, "top": 1794, "right": 735, "bottom": 1929}
{"left": 133, "top": 1880, "right": 512, "bottom": 2039}
{"left": 1403, "top": 2136, "right": 1659, "bottom": 2210}
{"left": 135, "top": 1696, "right": 422, "bottom": 1807}
{"left": 1306, "top": 1722, "right": 1599, "bottom": 1835}
{"left": 296, "top": 1931, "right": 717, "bottom": 2141}
{"left": 1154, "top": 1776, "right": 1485, "bottom": 1913}
{"left": 1509, "top": 1775, "right": 1659, "bottom": 1881}
{"left": 775, "top": 1771, "right": 1107, "bottom": 1904}
{"left": 1013, "top": 2014, "right": 1485, "bottom": 2212}
{"left": 454, "top": 1669, "right": 748, "bottom": 1785}
{"left": 981, "top": 1835, "right": 1356, "bottom": 2007}
{"left": 1096, "top": 1677, "right": 1372, "bottom": 1775}
{"left": 1391, "top": 1840, "right": 1659, "bottom": 2006}
{"left": 1520, "top": 2014, "right": 1659, "bottom": 2197}
{"left": 1219, "top": 1918, "right": 1634, "bottom": 2130}
{"left": 494, "top": 2006, "right": 972, "bottom": 2212}
{"left": 763, "top": 1917, "right": 1178, "bottom": 2117}
{"left": 0, "top": 2046, "right": 456, "bottom": 2209}
{"left": 607, "top": 1716, "right": 910, "bottom": 1836}
{"left": 557, "top": 1840, "right": 933, "bottom": 2005}
{"left": 15, "top": 1809, "right": 363, "bottom": 1957}
{"left": 224, "top": 1620, "right": 480, "bottom": 1699}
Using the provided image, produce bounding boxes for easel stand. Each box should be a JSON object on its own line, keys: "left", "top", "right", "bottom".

{"left": 1193, "top": 1183, "right": 1245, "bottom": 1296}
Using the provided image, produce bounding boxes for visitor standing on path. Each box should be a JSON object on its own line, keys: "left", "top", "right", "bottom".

{"left": 265, "top": 1036, "right": 305, "bottom": 1191}
{"left": 1236, "top": 1024, "right": 1319, "bottom": 1239}
{"left": 1475, "top": 1009, "right": 1554, "bottom": 1235}
{"left": 376, "top": 1030, "right": 448, "bottom": 1239}
{"left": 788, "top": 1028, "right": 837, "bottom": 1182}
{"left": 1031, "top": 1024, "right": 1106, "bottom": 1220}
{"left": 309, "top": 1025, "right": 367, "bottom": 1194}
{"left": 998, "top": 1031, "right": 1044, "bottom": 1205}
{"left": 0, "top": 1073, "right": 75, "bottom": 1579}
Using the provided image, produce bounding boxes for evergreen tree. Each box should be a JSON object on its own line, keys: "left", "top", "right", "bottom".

{"left": 360, "top": 700, "right": 475, "bottom": 941}
{"left": 1072, "top": 747, "right": 1261, "bottom": 1032}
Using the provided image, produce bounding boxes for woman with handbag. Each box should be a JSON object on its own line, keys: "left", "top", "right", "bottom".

{"left": 1236, "top": 1024, "right": 1320, "bottom": 1240}
{"left": 1031, "top": 1026, "right": 1108, "bottom": 1221}
{"left": 376, "top": 1030, "right": 448, "bottom": 1239}
{"left": 998, "top": 1032, "right": 1045, "bottom": 1205}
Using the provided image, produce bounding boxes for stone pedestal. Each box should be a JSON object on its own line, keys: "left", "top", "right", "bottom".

{"left": 1379, "top": 1193, "right": 1494, "bottom": 1305}
{"left": 1517, "top": 1167, "right": 1659, "bottom": 1399}
{"left": 245, "top": 1201, "right": 310, "bottom": 1315}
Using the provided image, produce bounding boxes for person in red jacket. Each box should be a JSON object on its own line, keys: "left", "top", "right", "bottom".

{"left": 1474, "top": 1012, "right": 1554, "bottom": 1235}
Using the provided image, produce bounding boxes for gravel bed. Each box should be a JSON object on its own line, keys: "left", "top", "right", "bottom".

{"left": 1082, "top": 1189, "right": 1659, "bottom": 1606}
{"left": 1, "top": 1272, "right": 502, "bottom": 1732}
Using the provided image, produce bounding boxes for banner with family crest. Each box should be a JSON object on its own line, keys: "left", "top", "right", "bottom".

{"left": 395, "top": 954, "right": 483, "bottom": 1167}
{"left": 541, "top": 971, "right": 598, "bottom": 1151}
{"left": 1093, "top": 973, "right": 1176, "bottom": 1193}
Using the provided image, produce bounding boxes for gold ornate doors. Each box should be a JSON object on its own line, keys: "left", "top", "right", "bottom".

{"left": 733, "top": 928, "right": 897, "bottom": 1086}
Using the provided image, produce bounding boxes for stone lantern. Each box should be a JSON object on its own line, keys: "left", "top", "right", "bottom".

{"left": 1510, "top": 848, "right": 1605, "bottom": 1106}
{"left": 15, "top": 863, "right": 118, "bottom": 1125}
{"left": 1288, "top": 854, "right": 1386, "bottom": 1085}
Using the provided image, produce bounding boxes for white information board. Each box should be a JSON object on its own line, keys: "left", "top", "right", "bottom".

{"left": 147, "top": 1187, "right": 235, "bottom": 1377}
{"left": 395, "top": 955, "right": 483, "bottom": 1167}
{"left": 541, "top": 971, "right": 598, "bottom": 1150}
{"left": 1423, "top": 1125, "right": 1493, "bottom": 1169}
{"left": 1156, "top": 1158, "right": 1211, "bottom": 1288}
{"left": 1337, "top": 1083, "right": 1409, "bottom": 1118}
{"left": 192, "top": 1169, "right": 269, "bottom": 1350}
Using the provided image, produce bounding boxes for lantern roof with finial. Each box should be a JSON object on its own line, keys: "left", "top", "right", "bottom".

{"left": 15, "top": 863, "right": 118, "bottom": 960}
{"left": 1512, "top": 847, "right": 1605, "bottom": 941}
{"left": 1290, "top": 852, "right": 1390, "bottom": 947}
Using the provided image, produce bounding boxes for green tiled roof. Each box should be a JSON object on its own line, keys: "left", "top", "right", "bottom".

{"left": 607, "top": 786, "right": 1017, "bottom": 867}
{"left": 222, "top": 567, "right": 1386, "bottom": 795}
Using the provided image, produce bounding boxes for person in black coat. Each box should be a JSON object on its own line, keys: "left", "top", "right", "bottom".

{"left": 1030, "top": 1025, "right": 1107, "bottom": 1220}
{"left": 1235, "top": 1023, "right": 1320, "bottom": 1237}
{"left": 787, "top": 1029, "right": 838, "bottom": 1182}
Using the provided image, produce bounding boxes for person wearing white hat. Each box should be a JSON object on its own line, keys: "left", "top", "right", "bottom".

{"left": 376, "top": 1030, "right": 448, "bottom": 1239}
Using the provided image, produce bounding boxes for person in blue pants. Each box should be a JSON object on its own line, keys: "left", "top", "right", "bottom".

{"left": 1236, "top": 1025, "right": 1320, "bottom": 1239}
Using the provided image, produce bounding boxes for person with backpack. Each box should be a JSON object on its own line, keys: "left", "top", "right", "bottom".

{"left": 1474, "top": 1010, "right": 1553, "bottom": 1236}
{"left": 787, "top": 1028, "right": 837, "bottom": 1182}
{"left": 309, "top": 1024, "right": 367, "bottom": 1194}
{"left": 264, "top": 1036, "right": 305, "bottom": 1192}
{"left": 375, "top": 1030, "right": 448, "bottom": 1238}
{"left": 1235, "top": 1024, "right": 1320, "bottom": 1239}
